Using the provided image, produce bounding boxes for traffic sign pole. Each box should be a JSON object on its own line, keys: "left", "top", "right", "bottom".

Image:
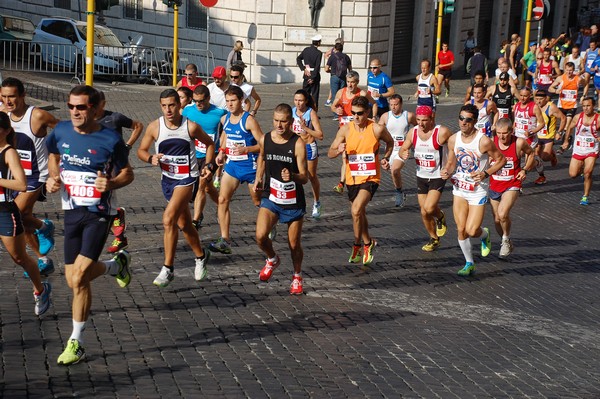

{"left": 522, "top": 0, "right": 533, "bottom": 86}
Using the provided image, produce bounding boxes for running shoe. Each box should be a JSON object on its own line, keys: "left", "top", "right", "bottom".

{"left": 457, "top": 262, "right": 475, "bottom": 276}
{"left": 268, "top": 225, "right": 277, "bottom": 241}
{"left": 312, "top": 201, "right": 322, "bottom": 218}
{"left": 445, "top": 88, "right": 449, "bottom": 97}
{"left": 290, "top": 275, "right": 303, "bottom": 295}
{"left": 24, "top": 257, "right": 55, "bottom": 279}
{"left": 534, "top": 175, "right": 547, "bottom": 185}
{"left": 333, "top": 182, "right": 344, "bottom": 194}
{"left": 348, "top": 244, "right": 361, "bottom": 263}
{"left": 436, "top": 211, "right": 447, "bottom": 237}
{"left": 394, "top": 190, "right": 406, "bottom": 208}
{"left": 153, "top": 266, "right": 174, "bottom": 287}
{"left": 36, "top": 219, "right": 55, "bottom": 255}
{"left": 194, "top": 250, "right": 210, "bottom": 281}
{"left": 57, "top": 339, "right": 85, "bottom": 366}
{"left": 363, "top": 240, "right": 376, "bottom": 265}
{"left": 499, "top": 239, "right": 513, "bottom": 258}
{"left": 580, "top": 196, "right": 589, "bottom": 206}
{"left": 107, "top": 236, "right": 128, "bottom": 253}
{"left": 481, "top": 227, "right": 491, "bottom": 257}
{"left": 34, "top": 281, "right": 52, "bottom": 316}
{"left": 324, "top": 99, "right": 332, "bottom": 106}
{"left": 259, "top": 255, "right": 280, "bottom": 282}
{"left": 213, "top": 177, "right": 221, "bottom": 189}
{"left": 114, "top": 250, "right": 132, "bottom": 288}
{"left": 421, "top": 237, "right": 440, "bottom": 252}
{"left": 209, "top": 237, "right": 232, "bottom": 254}
{"left": 111, "top": 207, "right": 126, "bottom": 236}
{"left": 192, "top": 220, "right": 201, "bottom": 230}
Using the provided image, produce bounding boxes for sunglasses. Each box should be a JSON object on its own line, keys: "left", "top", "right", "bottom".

{"left": 67, "top": 103, "right": 91, "bottom": 111}
{"left": 185, "top": 73, "right": 196, "bottom": 76}
{"left": 350, "top": 110, "right": 365, "bottom": 116}
{"left": 458, "top": 115, "right": 475, "bottom": 123}
{"left": 369, "top": 66, "right": 380, "bottom": 69}
{"left": 230, "top": 75, "right": 241, "bottom": 79}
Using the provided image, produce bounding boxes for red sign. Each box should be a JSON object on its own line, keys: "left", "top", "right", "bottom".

{"left": 200, "top": 0, "right": 217, "bottom": 6}
{"left": 532, "top": 0, "right": 544, "bottom": 20}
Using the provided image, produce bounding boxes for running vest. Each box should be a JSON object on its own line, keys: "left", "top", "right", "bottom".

{"left": 386, "top": 110, "right": 410, "bottom": 152}
{"left": 585, "top": 49, "right": 599, "bottom": 73}
{"left": 558, "top": 75, "right": 579, "bottom": 109}
{"left": 155, "top": 116, "right": 199, "bottom": 180}
{"left": 513, "top": 101, "right": 537, "bottom": 139}
{"left": 490, "top": 135, "right": 522, "bottom": 192}
{"left": 492, "top": 85, "right": 514, "bottom": 120}
{"left": 292, "top": 106, "right": 315, "bottom": 143}
{"left": 0, "top": 146, "right": 15, "bottom": 203}
{"left": 567, "top": 54, "right": 583, "bottom": 74}
{"left": 223, "top": 112, "right": 257, "bottom": 166}
{"left": 451, "top": 131, "right": 489, "bottom": 193}
{"left": 417, "top": 73, "right": 435, "bottom": 108}
{"left": 573, "top": 113, "right": 600, "bottom": 158}
{"left": 181, "top": 77, "right": 204, "bottom": 91}
{"left": 338, "top": 88, "right": 356, "bottom": 126}
{"left": 538, "top": 105, "right": 556, "bottom": 140}
{"left": 10, "top": 106, "right": 49, "bottom": 183}
{"left": 262, "top": 133, "right": 305, "bottom": 210}
{"left": 345, "top": 120, "right": 380, "bottom": 185}
{"left": 411, "top": 125, "right": 443, "bottom": 179}
{"left": 471, "top": 99, "right": 492, "bottom": 137}
{"left": 537, "top": 61, "right": 553, "bottom": 86}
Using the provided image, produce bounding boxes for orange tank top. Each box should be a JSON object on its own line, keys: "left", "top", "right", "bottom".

{"left": 345, "top": 120, "right": 381, "bottom": 185}
{"left": 338, "top": 88, "right": 358, "bottom": 127}
{"left": 558, "top": 75, "right": 579, "bottom": 110}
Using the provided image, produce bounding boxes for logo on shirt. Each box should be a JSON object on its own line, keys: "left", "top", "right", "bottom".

{"left": 62, "top": 153, "right": 91, "bottom": 166}
{"left": 88, "top": 149, "right": 97, "bottom": 155}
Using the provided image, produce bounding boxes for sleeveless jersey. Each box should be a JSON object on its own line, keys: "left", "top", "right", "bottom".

{"left": 386, "top": 110, "right": 410, "bottom": 152}
{"left": 558, "top": 75, "right": 579, "bottom": 109}
{"left": 451, "top": 131, "right": 488, "bottom": 194}
{"left": 417, "top": 73, "right": 435, "bottom": 108}
{"left": 490, "top": 136, "right": 521, "bottom": 192}
{"left": 338, "top": 88, "right": 355, "bottom": 126}
{"left": 345, "top": 120, "right": 380, "bottom": 185}
{"left": 471, "top": 99, "right": 493, "bottom": 137}
{"left": 223, "top": 112, "right": 257, "bottom": 167}
{"left": 585, "top": 49, "right": 599, "bottom": 73}
{"left": 292, "top": 106, "right": 316, "bottom": 144}
{"left": 262, "top": 133, "right": 305, "bottom": 210}
{"left": 538, "top": 105, "right": 556, "bottom": 140}
{"left": 492, "top": 85, "right": 514, "bottom": 120}
{"left": 412, "top": 125, "right": 443, "bottom": 179}
{"left": 181, "top": 77, "right": 204, "bottom": 91}
{"left": 567, "top": 54, "right": 582, "bottom": 74}
{"left": 10, "top": 106, "right": 49, "bottom": 184}
{"left": 155, "top": 116, "right": 199, "bottom": 180}
{"left": 537, "top": 61, "right": 554, "bottom": 86}
{"left": 573, "top": 113, "right": 600, "bottom": 158}
{"left": 0, "top": 146, "right": 15, "bottom": 203}
{"left": 513, "top": 101, "right": 536, "bottom": 139}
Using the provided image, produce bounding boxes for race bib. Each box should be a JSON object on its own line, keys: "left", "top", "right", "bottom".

{"left": 348, "top": 153, "right": 377, "bottom": 176}
{"left": 292, "top": 118, "right": 304, "bottom": 134}
{"left": 492, "top": 160, "right": 514, "bottom": 181}
{"left": 561, "top": 89, "right": 577, "bottom": 101}
{"left": 226, "top": 138, "right": 249, "bottom": 161}
{"left": 269, "top": 177, "right": 297, "bottom": 205}
{"left": 576, "top": 136, "right": 595, "bottom": 148}
{"left": 538, "top": 74, "right": 552, "bottom": 84}
{"left": 393, "top": 136, "right": 404, "bottom": 151}
{"left": 338, "top": 115, "right": 354, "bottom": 127}
{"left": 415, "top": 153, "right": 436, "bottom": 170}
{"left": 16, "top": 149, "right": 33, "bottom": 176}
{"left": 195, "top": 139, "right": 207, "bottom": 155}
{"left": 62, "top": 170, "right": 101, "bottom": 206}
{"left": 451, "top": 175, "right": 476, "bottom": 191}
{"left": 498, "top": 108, "right": 510, "bottom": 119}
{"left": 160, "top": 154, "right": 191, "bottom": 179}
{"left": 0, "top": 187, "right": 5, "bottom": 202}
{"left": 514, "top": 117, "right": 530, "bottom": 134}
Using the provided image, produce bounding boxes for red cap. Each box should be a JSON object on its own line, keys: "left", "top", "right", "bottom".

{"left": 212, "top": 66, "right": 226, "bottom": 78}
{"left": 416, "top": 105, "right": 433, "bottom": 116}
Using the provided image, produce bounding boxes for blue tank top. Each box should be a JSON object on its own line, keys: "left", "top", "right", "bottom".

{"left": 223, "top": 112, "right": 257, "bottom": 166}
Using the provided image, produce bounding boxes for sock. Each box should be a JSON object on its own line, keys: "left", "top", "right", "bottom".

{"left": 476, "top": 227, "right": 489, "bottom": 240}
{"left": 268, "top": 255, "right": 279, "bottom": 263}
{"left": 39, "top": 256, "right": 48, "bottom": 263}
{"left": 315, "top": 200, "right": 320, "bottom": 206}
{"left": 395, "top": 187, "right": 403, "bottom": 193}
{"left": 103, "top": 259, "right": 119, "bottom": 275}
{"left": 458, "top": 238, "right": 474, "bottom": 263}
{"left": 293, "top": 272, "right": 302, "bottom": 278}
{"left": 502, "top": 234, "right": 510, "bottom": 241}
{"left": 165, "top": 265, "right": 174, "bottom": 272}
{"left": 70, "top": 320, "right": 86, "bottom": 344}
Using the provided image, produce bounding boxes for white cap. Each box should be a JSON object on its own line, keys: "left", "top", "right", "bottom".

{"left": 312, "top": 34, "right": 322, "bottom": 41}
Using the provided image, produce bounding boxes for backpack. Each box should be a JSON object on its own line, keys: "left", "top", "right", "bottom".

{"left": 333, "top": 52, "right": 348, "bottom": 79}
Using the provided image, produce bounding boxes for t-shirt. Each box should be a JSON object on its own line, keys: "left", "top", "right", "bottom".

{"left": 326, "top": 51, "right": 351, "bottom": 78}
{"left": 97, "top": 110, "right": 133, "bottom": 137}
{"left": 367, "top": 71, "right": 394, "bottom": 108}
{"left": 437, "top": 50, "right": 454, "bottom": 70}
{"left": 522, "top": 51, "right": 536, "bottom": 68}
{"left": 182, "top": 104, "right": 227, "bottom": 158}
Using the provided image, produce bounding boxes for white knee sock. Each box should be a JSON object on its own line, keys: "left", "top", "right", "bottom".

{"left": 70, "top": 320, "right": 86, "bottom": 343}
{"left": 458, "top": 238, "right": 474, "bottom": 263}
{"left": 103, "top": 259, "right": 118, "bottom": 276}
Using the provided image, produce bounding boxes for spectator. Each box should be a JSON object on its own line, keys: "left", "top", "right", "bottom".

{"left": 462, "top": 30, "right": 477, "bottom": 75}
{"left": 226, "top": 40, "right": 245, "bottom": 71}
{"left": 297, "top": 34, "right": 323, "bottom": 111}
{"left": 466, "top": 47, "right": 488, "bottom": 84}
{"left": 325, "top": 42, "right": 352, "bottom": 115}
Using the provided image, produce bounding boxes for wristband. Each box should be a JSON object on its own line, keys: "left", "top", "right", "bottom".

{"left": 218, "top": 148, "right": 226, "bottom": 153}
{"left": 205, "top": 162, "right": 216, "bottom": 174}
{"left": 125, "top": 143, "right": 132, "bottom": 150}
{"left": 147, "top": 155, "right": 153, "bottom": 164}
{"left": 483, "top": 170, "right": 490, "bottom": 178}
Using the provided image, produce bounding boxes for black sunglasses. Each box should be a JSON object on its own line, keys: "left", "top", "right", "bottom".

{"left": 369, "top": 66, "right": 380, "bottom": 69}
{"left": 230, "top": 75, "right": 241, "bottom": 79}
{"left": 458, "top": 115, "right": 475, "bottom": 123}
{"left": 67, "top": 103, "right": 91, "bottom": 111}
{"left": 350, "top": 111, "right": 365, "bottom": 116}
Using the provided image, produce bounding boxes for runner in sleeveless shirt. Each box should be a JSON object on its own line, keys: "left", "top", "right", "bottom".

{"left": 535, "top": 48, "right": 560, "bottom": 93}
{"left": 488, "top": 72, "right": 517, "bottom": 123}
{"left": 255, "top": 104, "right": 308, "bottom": 295}
{"left": 533, "top": 90, "right": 566, "bottom": 184}
{"left": 292, "top": 89, "right": 323, "bottom": 218}
{"left": 176, "top": 63, "right": 205, "bottom": 91}
{"left": 441, "top": 104, "right": 506, "bottom": 277}
{"left": 0, "top": 111, "right": 51, "bottom": 317}
{"left": 209, "top": 85, "right": 264, "bottom": 255}
{"left": 328, "top": 96, "right": 393, "bottom": 266}
{"left": 46, "top": 85, "right": 133, "bottom": 366}
{"left": 0, "top": 78, "right": 58, "bottom": 277}
{"left": 378, "top": 94, "right": 416, "bottom": 208}
{"left": 549, "top": 62, "right": 584, "bottom": 152}
{"left": 467, "top": 83, "right": 497, "bottom": 138}
{"left": 137, "top": 89, "right": 215, "bottom": 287}
{"left": 513, "top": 87, "right": 545, "bottom": 186}
{"left": 488, "top": 118, "right": 535, "bottom": 258}
{"left": 581, "top": 41, "right": 599, "bottom": 100}
{"left": 463, "top": 72, "right": 486, "bottom": 103}
{"left": 565, "top": 46, "right": 584, "bottom": 76}
{"left": 563, "top": 97, "right": 600, "bottom": 205}
{"left": 415, "top": 60, "right": 441, "bottom": 114}
{"left": 397, "top": 105, "right": 452, "bottom": 252}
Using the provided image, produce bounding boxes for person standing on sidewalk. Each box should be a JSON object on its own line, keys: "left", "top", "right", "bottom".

{"left": 367, "top": 58, "right": 395, "bottom": 118}
{"left": 441, "top": 104, "right": 505, "bottom": 277}
{"left": 47, "top": 85, "right": 133, "bottom": 366}
{"left": 328, "top": 96, "right": 393, "bottom": 266}
{"left": 297, "top": 34, "right": 323, "bottom": 111}
{"left": 96, "top": 90, "right": 144, "bottom": 253}
{"left": 255, "top": 103, "right": 309, "bottom": 294}
{"left": 0, "top": 77, "right": 58, "bottom": 278}
{"left": 462, "top": 30, "right": 477, "bottom": 75}
{"left": 325, "top": 42, "right": 351, "bottom": 115}
{"left": 137, "top": 89, "right": 214, "bottom": 287}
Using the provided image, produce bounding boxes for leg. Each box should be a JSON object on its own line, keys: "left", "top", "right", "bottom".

{"left": 163, "top": 185, "right": 198, "bottom": 266}
{"left": 496, "top": 191, "right": 519, "bottom": 237}
{"left": 464, "top": 204, "right": 486, "bottom": 239}
{"left": 65, "top": 255, "right": 109, "bottom": 322}
{"left": 490, "top": 198, "right": 503, "bottom": 236}
{"left": 418, "top": 190, "right": 443, "bottom": 239}
{"left": 350, "top": 189, "right": 373, "bottom": 245}
{"left": 287, "top": 218, "right": 304, "bottom": 275}
{"left": 217, "top": 172, "right": 240, "bottom": 240}
{"left": 247, "top": 182, "right": 262, "bottom": 207}
{"left": 256, "top": 207, "right": 278, "bottom": 259}
{"left": 14, "top": 190, "right": 44, "bottom": 258}
{"left": 307, "top": 158, "right": 320, "bottom": 202}
{"left": 173, "top": 186, "right": 205, "bottom": 258}
{"left": 582, "top": 156, "right": 597, "bottom": 197}
{"left": 568, "top": 157, "right": 584, "bottom": 179}
{"left": 1, "top": 234, "right": 44, "bottom": 293}
{"left": 391, "top": 159, "right": 404, "bottom": 189}
{"left": 193, "top": 177, "right": 207, "bottom": 222}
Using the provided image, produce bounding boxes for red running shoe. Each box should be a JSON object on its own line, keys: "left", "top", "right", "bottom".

{"left": 111, "top": 208, "right": 126, "bottom": 236}
{"left": 290, "top": 275, "right": 303, "bottom": 295}
{"left": 259, "top": 255, "right": 280, "bottom": 282}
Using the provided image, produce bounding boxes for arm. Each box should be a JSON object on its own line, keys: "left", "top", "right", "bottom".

{"left": 548, "top": 75, "right": 563, "bottom": 94}
{"left": 327, "top": 126, "right": 348, "bottom": 158}
{"left": 472, "top": 136, "right": 506, "bottom": 183}
{"left": 305, "top": 109, "right": 324, "bottom": 140}
{"left": 96, "top": 162, "right": 134, "bottom": 192}
{"left": 189, "top": 121, "right": 216, "bottom": 177}
{"left": 397, "top": 127, "right": 414, "bottom": 161}
{"left": 363, "top": 90, "right": 378, "bottom": 118}
{"left": 244, "top": 116, "right": 264, "bottom": 154}
{"left": 509, "top": 45, "right": 517, "bottom": 70}
{"left": 249, "top": 88, "right": 261, "bottom": 114}
{"left": 136, "top": 119, "right": 161, "bottom": 166}
{"left": 216, "top": 116, "right": 228, "bottom": 166}
{"left": 551, "top": 104, "right": 567, "bottom": 132}
{"left": 31, "top": 108, "right": 59, "bottom": 137}
{"left": 516, "top": 138, "right": 535, "bottom": 180}
{"left": 463, "top": 87, "right": 472, "bottom": 103}
{"left": 289, "top": 137, "right": 309, "bottom": 184}
{"left": 254, "top": 135, "right": 266, "bottom": 191}
{"left": 374, "top": 123, "right": 394, "bottom": 170}
{"left": 1, "top": 148, "right": 27, "bottom": 192}
{"left": 553, "top": 60, "right": 561, "bottom": 77}
{"left": 127, "top": 120, "right": 144, "bottom": 147}
{"left": 378, "top": 112, "right": 388, "bottom": 127}
{"left": 530, "top": 105, "right": 546, "bottom": 134}
{"left": 431, "top": 75, "right": 442, "bottom": 95}
{"left": 331, "top": 89, "right": 343, "bottom": 114}
{"left": 440, "top": 134, "right": 457, "bottom": 179}
{"left": 46, "top": 153, "right": 61, "bottom": 193}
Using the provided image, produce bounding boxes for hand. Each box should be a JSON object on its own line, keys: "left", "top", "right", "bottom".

{"left": 516, "top": 170, "right": 527, "bottom": 181}
{"left": 232, "top": 145, "right": 247, "bottom": 156}
{"left": 470, "top": 171, "right": 485, "bottom": 183}
{"left": 200, "top": 166, "right": 213, "bottom": 179}
{"left": 399, "top": 148, "right": 409, "bottom": 161}
{"left": 95, "top": 171, "right": 110, "bottom": 193}
{"left": 336, "top": 107, "right": 344, "bottom": 116}
{"left": 254, "top": 179, "right": 263, "bottom": 192}
{"left": 216, "top": 152, "right": 226, "bottom": 166}
{"left": 46, "top": 176, "right": 61, "bottom": 194}
{"left": 150, "top": 153, "right": 163, "bottom": 166}
{"left": 440, "top": 168, "right": 449, "bottom": 180}
{"left": 281, "top": 168, "right": 291, "bottom": 182}
{"left": 380, "top": 158, "right": 390, "bottom": 170}
{"left": 337, "top": 142, "right": 346, "bottom": 155}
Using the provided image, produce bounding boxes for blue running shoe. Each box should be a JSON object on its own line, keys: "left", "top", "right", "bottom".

{"left": 480, "top": 227, "right": 491, "bottom": 257}
{"left": 24, "top": 257, "right": 55, "bottom": 278}
{"left": 580, "top": 196, "right": 589, "bottom": 206}
{"left": 36, "top": 219, "right": 55, "bottom": 255}
{"left": 457, "top": 262, "right": 475, "bottom": 276}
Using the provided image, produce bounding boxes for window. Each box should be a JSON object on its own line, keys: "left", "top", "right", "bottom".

{"left": 54, "top": 0, "right": 71, "bottom": 10}
{"left": 124, "top": 0, "right": 143, "bottom": 20}
{"left": 187, "top": 0, "right": 207, "bottom": 30}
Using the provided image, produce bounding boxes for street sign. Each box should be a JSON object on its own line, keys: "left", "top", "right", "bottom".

{"left": 200, "top": 0, "right": 218, "bottom": 7}
{"left": 532, "top": 0, "right": 551, "bottom": 21}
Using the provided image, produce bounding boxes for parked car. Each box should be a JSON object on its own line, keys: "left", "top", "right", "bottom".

{"left": 30, "top": 17, "right": 128, "bottom": 75}
{"left": 0, "top": 14, "right": 35, "bottom": 59}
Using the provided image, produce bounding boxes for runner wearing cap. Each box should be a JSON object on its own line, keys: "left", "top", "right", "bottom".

{"left": 397, "top": 105, "right": 452, "bottom": 251}
{"left": 208, "top": 66, "right": 230, "bottom": 110}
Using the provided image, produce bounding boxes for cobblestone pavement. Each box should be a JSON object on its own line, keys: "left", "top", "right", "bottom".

{"left": 1, "top": 71, "right": 599, "bottom": 398}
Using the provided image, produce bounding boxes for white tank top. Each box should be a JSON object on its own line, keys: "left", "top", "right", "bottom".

{"left": 155, "top": 116, "right": 199, "bottom": 180}
{"left": 412, "top": 125, "right": 443, "bottom": 179}
{"left": 573, "top": 113, "right": 600, "bottom": 158}
{"left": 386, "top": 110, "right": 410, "bottom": 151}
{"left": 9, "top": 106, "right": 49, "bottom": 182}
{"left": 452, "top": 131, "right": 488, "bottom": 193}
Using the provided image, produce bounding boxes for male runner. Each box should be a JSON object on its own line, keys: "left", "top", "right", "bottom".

{"left": 207, "top": 66, "right": 229, "bottom": 110}
{"left": 0, "top": 77, "right": 58, "bottom": 276}
{"left": 137, "top": 89, "right": 214, "bottom": 287}
{"left": 513, "top": 87, "right": 545, "bottom": 184}
{"left": 467, "top": 83, "right": 497, "bottom": 138}
{"left": 328, "top": 96, "right": 394, "bottom": 265}
{"left": 367, "top": 58, "right": 395, "bottom": 118}
{"left": 581, "top": 40, "right": 599, "bottom": 100}
{"left": 378, "top": 94, "right": 416, "bottom": 207}
{"left": 415, "top": 59, "right": 441, "bottom": 113}
{"left": 463, "top": 72, "right": 487, "bottom": 103}
{"left": 533, "top": 90, "right": 566, "bottom": 184}
{"left": 549, "top": 62, "right": 583, "bottom": 153}
{"left": 398, "top": 105, "right": 452, "bottom": 251}
{"left": 176, "top": 63, "right": 205, "bottom": 91}
{"left": 441, "top": 104, "right": 506, "bottom": 276}
{"left": 46, "top": 85, "right": 133, "bottom": 365}
{"left": 535, "top": 48, "right": 560, "bottom": 93}
{"left": 488, "top": 72, "right": 517, "bottom": 122}
{"left": 255, "top": 104, "right": 308, "bottom": 294}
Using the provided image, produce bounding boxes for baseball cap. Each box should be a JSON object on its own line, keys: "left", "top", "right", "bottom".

{"left": 499, "top": 72, "right": 509, "bottom": 80}
{"left": 312, "top": 34, "right": 322, "bottom": 42}
{"left": 212, "top": 66, "right": 226, "bottom": 78}
{"left": 529, "top": 41, "right": 537, "bottom": 47}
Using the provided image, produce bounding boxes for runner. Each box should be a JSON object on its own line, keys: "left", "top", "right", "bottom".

{"left": 440, "top": 104, "right": 506, "bottom": 276}
{"left": 378, "top": 94, "right": 416, "bottom": 207}
{"left": 488, "top": 72, "right": 517, "bottom": 122}
{"left": 254, "top": 103, "right": 308, "bottom": 294}
{"left": 535, "top": 48, "right": 560, "bottom": 93}
{"left": 513, "top": 87, "right": 545, "bottom": 183}
{"left": 327, "top": 96, "right": 394, "bottom": 265}
{"left": 488, "top": 118, "right": 535, "bottom": 258}
{"left": 533, "top": 90, "right": 566, "bottom": 184}
{"left": 292, "top": 89, "right": 324, "bottom": 218}
{"left": 581, "top": 40, "right": 599, "bottom": 100}
{"left": 176, "top": 63, "right": 205, "bottom": 91}
{"left": 467, "top": 83, "right": 497, "bottom": 138}
{"left": 0, "top": 77, "right": 58, "bottom": 277}
{"left": 0, "top": 111, "right": 51, "bottom": 316}
{"left": 415, "top": 59, "right": 441, "bottom": 114}
{"left": 137, "top": 89, "right": 215, "bottom": 287}
{"left": 463, "top": 72, "right": 487, "bottom": 103}
{"left": 367, "top": 57, "right": 395, "bottom": 118}
{"left": 209, "top": 85, "right": 264, "bottom": 254}
{"left": 549, "top": 62, "right": 583, "bottom": 154}
{"left": 562, "top": 97, "right": 600, "bottom": 205}
{"left": 46, "top": 85, "right": 133, "bottom": 365}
